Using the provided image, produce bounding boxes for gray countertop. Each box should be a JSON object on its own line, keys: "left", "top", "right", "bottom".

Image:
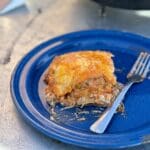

{"left": 0, "top": 0, "right": 150, "bottom": 149}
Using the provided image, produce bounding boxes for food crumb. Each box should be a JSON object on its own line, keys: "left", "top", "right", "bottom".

{"left": 77, "top": 117, "right": 86, "bottom": 121}
{"left": 78, "top": 111, "right": 89, "bottom": 115}
{"left": 92, "top": 110, "right": 102, "bottom": 114}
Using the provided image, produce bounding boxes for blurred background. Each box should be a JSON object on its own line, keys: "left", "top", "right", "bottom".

{"left": 1, "top": 0, "right": 150, "bottom": 64}
{"left": 0, "top": 0, "right": 150, "bottom": 150}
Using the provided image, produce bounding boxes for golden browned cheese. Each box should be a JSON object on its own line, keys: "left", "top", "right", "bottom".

{"left": 45, "top": 51, "right": 116, "bottom": 97}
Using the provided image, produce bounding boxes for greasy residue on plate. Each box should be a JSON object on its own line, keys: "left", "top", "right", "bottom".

{"left": 47, "top": 100, "right": 105, "bottom": 122}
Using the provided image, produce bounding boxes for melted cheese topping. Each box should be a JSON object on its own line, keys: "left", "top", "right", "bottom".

{"left": 45, "top": 51, "right": 116, "bottom": 97}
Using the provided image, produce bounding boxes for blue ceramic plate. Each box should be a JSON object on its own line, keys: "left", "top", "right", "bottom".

{"left": 11, "top": 30, "right": 150, "bottom": 149}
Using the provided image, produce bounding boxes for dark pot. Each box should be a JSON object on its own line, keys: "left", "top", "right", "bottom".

{"left": 93, "top": 0, "right": 150, "bottom": 10}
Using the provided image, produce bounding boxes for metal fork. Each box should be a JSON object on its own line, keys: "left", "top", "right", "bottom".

{"left": 90, "top": 52, "right": 150, "bottom": 134}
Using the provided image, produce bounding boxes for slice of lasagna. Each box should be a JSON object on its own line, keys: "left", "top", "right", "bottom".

{"left": 44, "top": 51, "right": 122, "bottom": 107}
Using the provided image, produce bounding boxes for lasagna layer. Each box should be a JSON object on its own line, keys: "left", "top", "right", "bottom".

{"left": 44, "top": 51, "right": 120, "bottom": 107}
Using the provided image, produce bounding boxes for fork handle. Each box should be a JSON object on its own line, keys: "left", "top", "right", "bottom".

{"left": 90, "top": 82, "right": 133, "bottom": 134}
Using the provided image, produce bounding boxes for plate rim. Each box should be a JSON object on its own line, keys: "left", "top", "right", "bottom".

{"left": 10, "top": 29, "right": 150, "bottom": 149}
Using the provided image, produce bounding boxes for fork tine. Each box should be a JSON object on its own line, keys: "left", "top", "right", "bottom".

{"left": 142, "top": 56, "right": 150, "bottom": 78}
{"left": 127, "top": 52, "right": 145, "bottom": 77}
{"left": 134, "top": 53, "right": 147, "bottom": 74}
{"left": 138, "top": 53, "right": 150, "bottom": 75}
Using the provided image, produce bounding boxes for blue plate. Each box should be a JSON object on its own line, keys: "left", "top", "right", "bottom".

{"left": 10, "top": 30, "right": 150, "bottom": 149}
